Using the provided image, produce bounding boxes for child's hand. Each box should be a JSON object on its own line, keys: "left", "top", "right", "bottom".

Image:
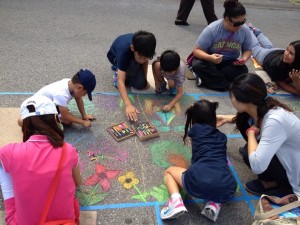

{"left": 126, "top": 104, "right": 140, "bottom": 122}
{"left": 82, "top": 120, "right": 92, "bottom": 128}
{"left": 84, "top": 114, "right": 96, "bottom": 121}
{"left": 162, "top": 104, "right": 172, "bottom": 112}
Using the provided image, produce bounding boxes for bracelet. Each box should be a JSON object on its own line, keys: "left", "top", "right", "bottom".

{"left": 246, "top": 127, "right": 257, "bottom": 136}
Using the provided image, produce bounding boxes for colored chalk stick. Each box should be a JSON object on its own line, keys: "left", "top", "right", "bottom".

{"left": 107, "top": 122, "right": 136, "bottom": 141}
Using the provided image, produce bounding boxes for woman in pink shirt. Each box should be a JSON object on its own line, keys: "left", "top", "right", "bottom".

{"left": 0, "top": 95, "right": 82, "bottom": 225}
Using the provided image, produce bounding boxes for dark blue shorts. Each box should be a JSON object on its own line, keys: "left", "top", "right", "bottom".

{"left": 181, "top": 172, "right": 236, "bottom": 204}
{"left": 125, "top": 59, "right": 147, "bottom": 89}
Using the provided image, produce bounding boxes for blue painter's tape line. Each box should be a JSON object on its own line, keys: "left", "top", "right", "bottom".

{"left": 268, "top": 93, "right": 293, "bottom": 97}
{"left": 228, "top": 157, "right": 256, "bottom": 214}
{"left": 0, "top": 91, "right": 293, "bottom": 98}
{"left": 185, "top": 93, "right": 229, "bottom": 97}
{"left": 154, "top": 202, "right": 163, "bottom": 225}
{"left": 227, "top": 134, "right": 243, "bottom": 139}
{"left": 80, "top": 201, "right": 156, "bottom": 211}
{"left": 0, "top": 92, "right": 34, "bottom": 95}
{"left": 94, "top": 92, "right": 120, "bottom": 96}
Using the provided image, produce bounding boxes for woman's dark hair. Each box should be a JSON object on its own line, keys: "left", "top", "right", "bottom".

{"left": 290, "top": 40, "right": 300, "bottom": 70}
{"left": 160, "top": 50, "right": 180, "bottom": 72}
{"left": 223, "top": 0, "right": 246, "bottom": 19}
{"left": 229, "top": 73, "right": 292, "bottom": 130}
{"left": 22, "top": 110, "right": 64, "bottom": 147}
{"left": 183, "top": 100, "right": 219, "bottom": 143}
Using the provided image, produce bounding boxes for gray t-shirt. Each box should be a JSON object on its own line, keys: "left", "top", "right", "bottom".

{"left": 161, "top": 60, "right": 186, "bottom": 87}
{"left": 249, "top": 107, "right": 300, "bottom": 196}
{"left": 196, "top": 19, "right": 253, "bottom": 61}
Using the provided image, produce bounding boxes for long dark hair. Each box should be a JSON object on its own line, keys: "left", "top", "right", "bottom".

{"left": 22, "top": 113, "right": 64, "bottom": 147}
{"left": 229, "top": 73, "right": 292, "bottom": 130}
{"left": 290, "top": 40, "right": 300, "bottom": 70}
{"left": 223, "top": 0, "right": 246, "bottom": 18}
{"left": 183, "top": 100, "right": 218, "bottom": 143}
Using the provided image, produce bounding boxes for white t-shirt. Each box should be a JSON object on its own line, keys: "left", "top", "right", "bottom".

{"left": 35, "top": 79, "right": 72, "bottom": 107}
{"left": 249, "top": 107, "right": 300, "bottom": 196}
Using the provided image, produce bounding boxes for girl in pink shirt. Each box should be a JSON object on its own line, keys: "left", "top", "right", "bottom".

{"left": 0, "top": 95, "right": 82, "bottom": 225}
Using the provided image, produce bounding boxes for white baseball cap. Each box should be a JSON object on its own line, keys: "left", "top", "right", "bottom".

{"left": 21, "top": 95, "right": 58, "bottom": 119}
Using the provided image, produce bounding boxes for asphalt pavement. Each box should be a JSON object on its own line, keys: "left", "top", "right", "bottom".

{"left": 0, "top": 0, "right": 299, "bottom": 224}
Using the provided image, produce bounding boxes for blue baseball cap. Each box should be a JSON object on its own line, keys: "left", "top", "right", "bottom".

{"left": 78, "top": 69, "right": 96, "bottom": 101}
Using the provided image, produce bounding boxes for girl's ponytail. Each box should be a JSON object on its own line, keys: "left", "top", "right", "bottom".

{"left": 183, "top": 105, "right": 193, "bottom": 144}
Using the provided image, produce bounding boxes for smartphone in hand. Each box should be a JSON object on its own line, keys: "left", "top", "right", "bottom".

{"left": 233, "top": 59, "right": 246, "bottom": 65}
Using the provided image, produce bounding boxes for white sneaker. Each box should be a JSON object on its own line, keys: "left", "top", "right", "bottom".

{"left": 196, "top": 76, "right": 202, "bottom": 87}
{"left": 201, "top": 201, "right": 221, "bottom": 222}
{"left": 161, "top": 197, "right": 188, "bottom": 220}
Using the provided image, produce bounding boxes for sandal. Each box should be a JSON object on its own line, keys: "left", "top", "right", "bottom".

{"left": 155, "top": 81, "right": 167, "bottom": 95}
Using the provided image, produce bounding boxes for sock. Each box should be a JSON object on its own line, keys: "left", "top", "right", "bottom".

{"left": 0, "top": 165, "right": 14, "bottom": 200}
{"left": 171, "top": 192, "right": 181, "bottom": 201}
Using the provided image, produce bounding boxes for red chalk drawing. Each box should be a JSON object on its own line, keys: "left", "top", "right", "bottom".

{"left": 84, "top": 163, "right": 121, "bottom": 192}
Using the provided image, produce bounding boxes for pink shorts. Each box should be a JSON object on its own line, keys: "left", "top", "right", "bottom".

{"left": 4, "top": 197, "right": 80, "bottom": 225}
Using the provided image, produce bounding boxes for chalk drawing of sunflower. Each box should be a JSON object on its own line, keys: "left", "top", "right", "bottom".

{"left": 118, "top": 171, "right": 139, "bottom": 190}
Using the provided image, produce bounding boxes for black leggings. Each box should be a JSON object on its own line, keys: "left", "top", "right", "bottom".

{"left": 176, "top": 0, "right": 218, "bottom": 25}
{"left": 192, "top": 58, "right": 248, "bottom": 91}
{"left": 238, "top": 122, "right": 292, "bottom": 189}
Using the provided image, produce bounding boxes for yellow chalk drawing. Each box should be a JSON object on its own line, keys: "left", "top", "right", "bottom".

{"left": 118, "top": 171, "right": 148, "bottom": 202}
{"left": 173, "top": 102, "right": 182, "bottom": 115}
{"left": 144, "top": 99, "right": 154, "bottom": 114}
{"left": 118, "top": 171, "right": 140, "bottom": 190}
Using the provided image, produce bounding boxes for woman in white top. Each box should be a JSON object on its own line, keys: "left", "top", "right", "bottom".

{"left": 218, "top": 73, "right": 300, "bottom": 196}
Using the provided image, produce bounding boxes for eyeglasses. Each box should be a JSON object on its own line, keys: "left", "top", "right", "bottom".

{"left": 229, "top": 18, "right": 246, "bottom": 27}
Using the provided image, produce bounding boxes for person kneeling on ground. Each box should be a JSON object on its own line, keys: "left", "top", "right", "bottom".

{"left": 107, "top": 30, "right": 156, "bottom": 122}
{"left": 152, "top": 50, "right": 186, "bottom": 112}
{"left": 0, "top": 95, "right": 82, "bottom": 225}
{"left": 217, "top": 73, "right": 300, "bottom": 196}
{"left": 161, "top": 100, "right": 237, "bottom": 222}
{"left": 18, "top": 69, "right": 96, "bottom": 128}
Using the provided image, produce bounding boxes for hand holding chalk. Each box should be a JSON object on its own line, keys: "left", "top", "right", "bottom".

{"left": 126, "top": 105, "right": 140, "bottom": 122}
{"left": 84, "top": 114, "right": 96, "bottom": 121}
{"left": 82, "top": 120, "right": 91, "bottom": 128}
{"left": 162, "top": 104, "right": 172, "bottom": 112}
